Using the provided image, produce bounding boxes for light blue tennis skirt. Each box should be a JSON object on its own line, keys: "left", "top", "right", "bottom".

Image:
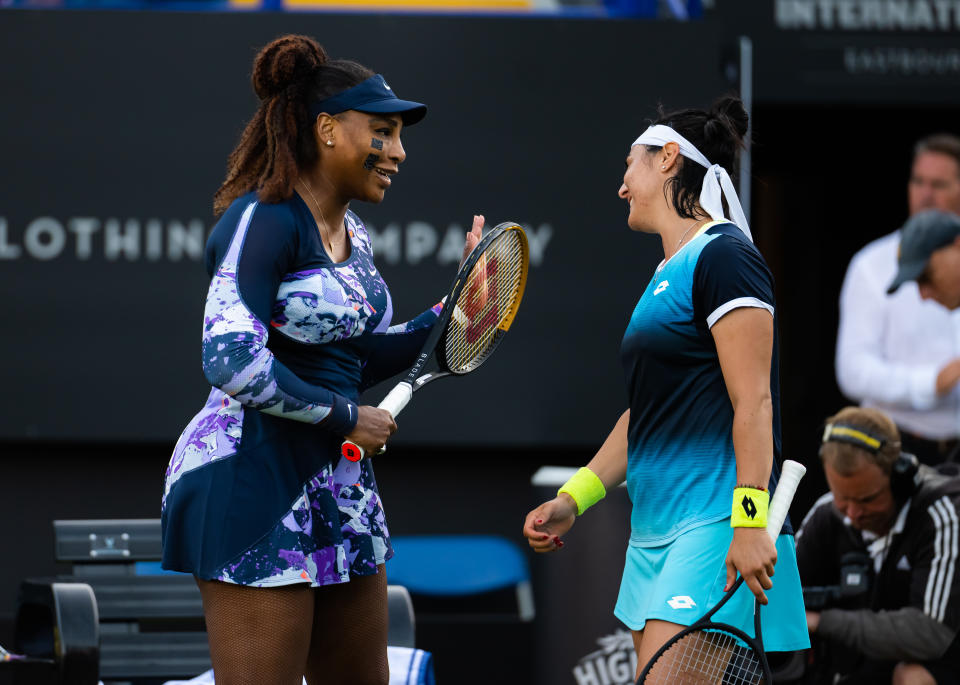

{"left": 614, "top": 519, "right": 810, "bottom": 653}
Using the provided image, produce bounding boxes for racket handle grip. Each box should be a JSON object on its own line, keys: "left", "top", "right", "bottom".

{"left": 379, "top": 382, "right": 413, "bottom": 417}
{"left": 340, "top": 382, "right": 414, "bottom": 462}
{"left": 766, "top": 459, "right": 806, "bottom": 541}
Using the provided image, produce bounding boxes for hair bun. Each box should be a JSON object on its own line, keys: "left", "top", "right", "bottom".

{"left": 708, "top": 95, "right": 749, "bottom": 141}
{"left": 252, "top": 34, "right": 328, "bottom": 101}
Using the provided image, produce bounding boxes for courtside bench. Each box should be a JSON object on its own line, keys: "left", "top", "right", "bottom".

{"left": 14, "top": 519, "right": 415, "bottom": 684}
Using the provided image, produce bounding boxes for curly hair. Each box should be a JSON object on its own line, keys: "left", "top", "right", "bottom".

{"left": 213, "top": 34, "right": 374, "bottom": 216}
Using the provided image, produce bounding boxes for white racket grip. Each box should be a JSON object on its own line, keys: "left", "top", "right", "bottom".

{"left": 378, "top": 382, "right": 413, "bottom": 418}
{"left": 766, "top": 460, "right": 806, "bottom": 541}
{"left": 340, "top": 382, "right": 413, "bottom": 462}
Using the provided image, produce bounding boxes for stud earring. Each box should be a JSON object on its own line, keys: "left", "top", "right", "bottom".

{"left": 661, "top": 165, "right": 666, "bottom": 170}
{"left": 326, "top": 140, "right": 334, "bottom": 147}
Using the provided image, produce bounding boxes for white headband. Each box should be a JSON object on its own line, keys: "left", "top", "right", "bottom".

{"left": 632, "top": 124, "right": 752, "bottom": 242}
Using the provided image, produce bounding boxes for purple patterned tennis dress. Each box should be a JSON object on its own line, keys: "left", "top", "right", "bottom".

{"left": 161, "top": 192, "right": 440, "bottom": 587}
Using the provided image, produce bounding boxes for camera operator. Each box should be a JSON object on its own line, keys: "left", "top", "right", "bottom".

{"left": 796, "top": 406, "right": 960, "bottom": 684}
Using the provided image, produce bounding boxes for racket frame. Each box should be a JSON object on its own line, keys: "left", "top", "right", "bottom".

{"left": 636, "top": 460, "right": 807, "bottom": 684}
{"left": 636, "top": 575, "right": 768, "bottom": 684}
{"left": 340, "top": 221, "right": 529, "bottom": 461}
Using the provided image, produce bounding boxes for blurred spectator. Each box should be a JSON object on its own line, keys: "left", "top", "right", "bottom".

{"left": 889, "top": 210, "right": 960, "bottom": 313}
{"left": 836, "top": 134, "right": 960, "bottom": 466}
{"left": 797, "top": 406, "right": 960, "bottom": 684}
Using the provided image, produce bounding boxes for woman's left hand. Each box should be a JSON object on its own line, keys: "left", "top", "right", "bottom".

{"left": 459, "top": 214, "right": 484, "bottom": 268}
{"left": 725, "top": 527, "right": 777, "bottom": 604}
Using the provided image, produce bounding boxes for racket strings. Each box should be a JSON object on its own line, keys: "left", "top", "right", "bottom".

{"left": 444, "top": 230, "right": 526, "bottom": 373}
{"left": 644, "top": 630, "right": 765, "bottom": 684}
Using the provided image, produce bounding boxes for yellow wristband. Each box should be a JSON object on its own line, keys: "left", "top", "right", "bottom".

{"left": 731, "top": 487, "right": 769, "bottom": 528}
{"left": 558, "top": 467, "right": 606, "bottom": 516}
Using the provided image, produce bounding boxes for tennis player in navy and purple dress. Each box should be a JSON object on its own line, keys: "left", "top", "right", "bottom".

{"left": 161, "top": 35, "right": 481, "bottom": 684}
{"left": 523, "top": 96, "right": 808, "bottom": 680}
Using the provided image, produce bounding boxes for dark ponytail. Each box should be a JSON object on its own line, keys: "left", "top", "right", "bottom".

{"left": 644, "top": 94, "right": 749, "bottom": 220}
{"left": 214, "top": 34, "right": 374, "bottom": 215}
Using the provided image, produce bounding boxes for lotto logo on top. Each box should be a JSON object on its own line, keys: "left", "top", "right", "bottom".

{"left": 653, "top": 280, "right": 669, "bottom": 296}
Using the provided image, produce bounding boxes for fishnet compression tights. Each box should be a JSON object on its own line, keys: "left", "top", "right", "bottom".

{"left": 197, "top": 565, "right": 389, "bottom": 685}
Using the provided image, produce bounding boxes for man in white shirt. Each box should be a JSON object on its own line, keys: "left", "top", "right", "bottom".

{"left": 836, "top": 134, "right": 960, "bottom": 465}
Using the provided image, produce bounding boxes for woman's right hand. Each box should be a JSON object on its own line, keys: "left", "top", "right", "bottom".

{"left": 344, "top": 406, "right": 397, "bottom": 456}
{"left": 523, "top": 494, "right": 577, "bottom": 553}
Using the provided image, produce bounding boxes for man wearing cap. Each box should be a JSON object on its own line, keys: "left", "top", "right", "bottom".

{"left": 836, "top": 134, "right": 960, "bottom": 466}
{"left": 889, "top": 210, "right": 960, "bottom": 312}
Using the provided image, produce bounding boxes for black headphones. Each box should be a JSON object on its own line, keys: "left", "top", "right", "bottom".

{"left": 820, "top": 422, "right": 920, "bottom": 503}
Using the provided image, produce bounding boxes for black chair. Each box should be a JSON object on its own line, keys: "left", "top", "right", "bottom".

{"left": 32, "top": 519, "right": 210, "bottom": 683}
{"left": 11, "top": 581, "right": 100, "bottom": 685}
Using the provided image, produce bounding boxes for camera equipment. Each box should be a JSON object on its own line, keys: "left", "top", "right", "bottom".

{"left": 802, "top": 551, "right": 870, "bottom": 610}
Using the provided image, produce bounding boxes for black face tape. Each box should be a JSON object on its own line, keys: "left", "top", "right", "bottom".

{"left": 363, "top": 153, "right": 379, "bottom": 170}
{"left": 370, "top": 138, "right": 384, "bottom": 151}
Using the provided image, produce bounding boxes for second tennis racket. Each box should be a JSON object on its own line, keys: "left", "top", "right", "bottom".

{"left": 340, "top": 221, "right": 529, "bottom": 461}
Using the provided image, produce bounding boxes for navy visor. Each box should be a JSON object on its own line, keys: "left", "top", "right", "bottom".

{"left": 309, "top": 74, "right": 427, "bottom": 126}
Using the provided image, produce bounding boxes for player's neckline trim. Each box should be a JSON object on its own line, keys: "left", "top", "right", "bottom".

{"left": 292, "top": 193, "right": 358, "bottom": 267}
{"left": 656, "top": 220, "right": 730, "bottom": 272}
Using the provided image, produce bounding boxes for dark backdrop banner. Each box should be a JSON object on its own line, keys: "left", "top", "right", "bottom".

{"left": 726, "top": 1, "right": 960, "bottom": 104}
{"left": 0, "top": 10, "right": 735, "bottom": 445}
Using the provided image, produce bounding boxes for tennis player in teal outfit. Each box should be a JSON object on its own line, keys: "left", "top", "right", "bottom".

{"left": 523, "top": 95, "right": 808, "bottom": 679}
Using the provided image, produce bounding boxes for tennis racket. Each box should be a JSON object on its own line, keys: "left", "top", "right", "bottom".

{"left": 340, "top": 221, "right": 529, "bottom": 461}
{"left": 636, "top": 459, "right": 807, "bottom": 685}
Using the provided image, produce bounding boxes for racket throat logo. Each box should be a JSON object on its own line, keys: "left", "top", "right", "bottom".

{"left": 409, "top": 353, "right": 429, "bottom": 377}
{"left": 414, "top": 373, "right": 435, "bottom": 389}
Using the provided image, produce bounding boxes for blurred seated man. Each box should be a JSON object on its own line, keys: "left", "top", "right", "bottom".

{"left": 836, "top": 135, "right": 960, "bottom": 466}
{"left": 796, "top": 406, "right": 960, "bottom": 684}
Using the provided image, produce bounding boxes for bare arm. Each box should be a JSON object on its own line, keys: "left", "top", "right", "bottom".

{"left": 523, "top": 409, "right": 629, "bottom": 553}
{"left": 579, "top": 409, "right": 630, "bottom": 491}
{"left": 712, "top": 306, "right": 777, "bottom": 603}
{"left": 937, "top": 358, "right": 960, "bottom": 396}
{"left": 817, "top": 607, "right": 956, "bottom": 661}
